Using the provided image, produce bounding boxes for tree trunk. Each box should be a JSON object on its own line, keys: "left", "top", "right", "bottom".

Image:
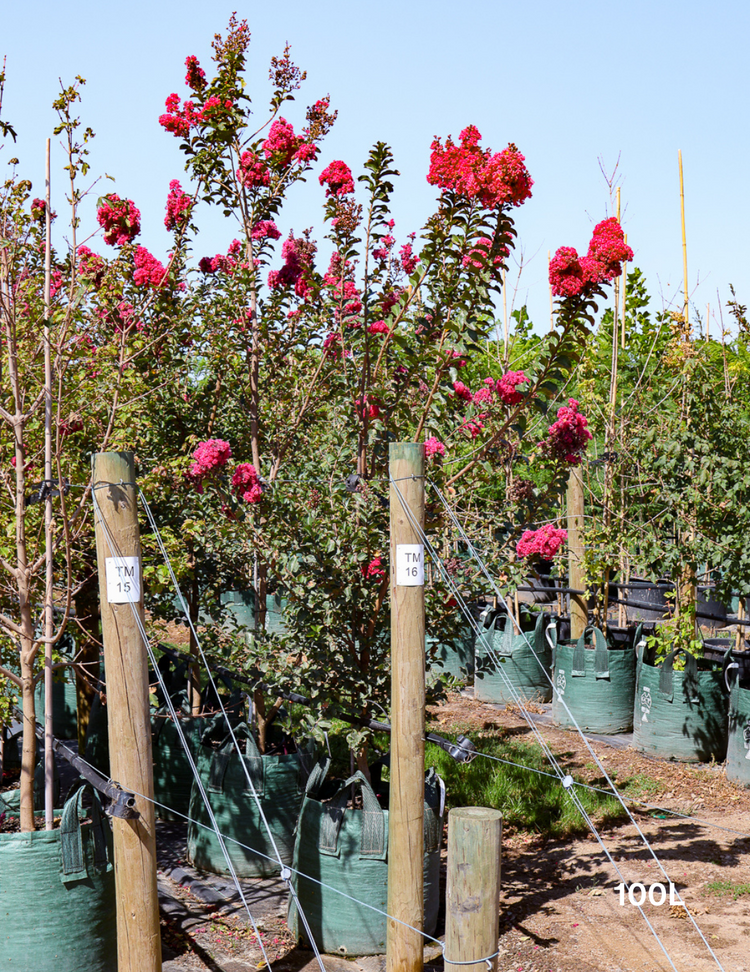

{"left": 20, "top": 656, "right": 36, "bottom": 832}
{"left": 74, "top": 574, "right": 101, "bottom": 754}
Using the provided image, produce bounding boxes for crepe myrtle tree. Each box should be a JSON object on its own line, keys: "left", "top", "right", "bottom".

{"left": 153, "top": 19, "right": 627, "bottom": 760}
{"left": 0, "top": 75, "right": 196, "bottom": 830}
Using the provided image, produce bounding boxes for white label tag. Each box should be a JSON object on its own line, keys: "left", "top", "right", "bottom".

{"left": 396, "top": 544, "right": 424, "bottom": 586}
{"left": 106, "top": 556, "right": 141, "bottom": 603}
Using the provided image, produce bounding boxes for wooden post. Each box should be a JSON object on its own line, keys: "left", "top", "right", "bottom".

{"left": 387, "top": 442, "right": 425, "bottom": 972}
{"left": 445, "top": 807, "right": 503, "bottom": 972}
{"left": 92, "top": 452, "right": 162, "bottom": 972}
{"left": 567, "top": 468, "right": 587, "bottom": 640}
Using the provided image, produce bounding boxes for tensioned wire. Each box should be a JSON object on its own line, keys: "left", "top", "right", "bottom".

{"left": 391, "top": 475, "right": 715, "bottom": 972}
{"left": 137, "top": 489, "right": 327, "bottom": 972}
{"left": 138, "top": 489, "right": 504, "bottom": 969}
{"left": 62, "top": 746, "right": 454, "bottom": 956}
{"left": 426, "top": 478, "right": 727, "bottom": 972}
{"left": 91, "top": 489, "right": 280, "bottom": 972}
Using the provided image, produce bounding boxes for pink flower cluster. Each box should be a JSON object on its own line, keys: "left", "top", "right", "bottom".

{"left": 97, "top": 194, "right": 141, "bottom": 247}
{"left": 497, "top": 370, "right": 529, "bottom": 405}
{"left": 164, "top": 180, "right": 193, "bottom": 231}
{"left": 516, "top": 524, "right": 568, "bottom": 560}
{"left": 184, "top": 55, "right": 206, "bottom": 91}
{"left": 232, "top": 463, "right": 263, "bottom": 504}
{"left": 368, "top": 319, "right": 389, "bottom": 335}
{"left": 356, "top": 395, "right": 380, "bottom": 419}
{"left": 319, "top": 160, "right": 354, "bottom": 197}
{"left": 427, "top": 126, "right": 533, "bottom": 209}
{"left": 361, "top": 557, "right": 386, "bottom": 580}
{"left": 77, "top": 246, "right": 106, "bottom": 288}
{"left": 462, "top": 236, "right": 508, "bottom": 270}
{"left": 30, "top": 198, "right": 55, "bottom": 223}
{"left": 547, "top": 399, "right": 593, "bottom": 463}
{"left": 268, "top": 234, "right": 315, "bottom": 299}
{"left": 159, "top": 92, "right": 233, "bottom": 139}
{"left": 237, "top": 151, "right": 271, "bottom": 189}
{"left": 453, "top": 381, "right": 473, "bottom": 402}
{"left": 425, "top": 437, "right": 446, "bottom": 458}
{"left": 251, "top": 220, "right": 281, "bottom": 241}
{"left": 199, "top": 240, "right": 241, "bottom": 275}
{"left": 133, "top": 247, "right": 167, "bottom": 288}
{"left": 190, "top": 439, "right": 232, "bottom": 480}
{"left": 399, "top": 242, "right": 420, "bottom": 276}
{"left": 549, "top": 218, "right": 633, "bottom": 297}
{"left": 323, "top": 251, "right": 362, "bottom": 320}
{"left": 262, "top": 118, "right": 315, "bottom": 168}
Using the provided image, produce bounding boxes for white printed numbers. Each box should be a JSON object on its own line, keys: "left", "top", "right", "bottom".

{"left": 106, "top": 556, "right": 141, "bottom": 603}
{"left": 396, "top": 544, "right": 424, "bottom": 586}
{"left": 615, "top": 882, "right": 679, "bottom": 906}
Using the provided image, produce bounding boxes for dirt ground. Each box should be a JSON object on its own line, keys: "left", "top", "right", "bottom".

{"left": 154, "top": 690, "right": 750, "bottom": 972}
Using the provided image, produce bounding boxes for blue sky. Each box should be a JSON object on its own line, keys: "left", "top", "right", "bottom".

{"left": 2, "top": 1, "right": 747, "bottom": 335}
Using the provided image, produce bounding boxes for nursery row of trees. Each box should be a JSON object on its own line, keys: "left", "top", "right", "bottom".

{"left": 1, "top": 18, "right": 748, "bottom": 825}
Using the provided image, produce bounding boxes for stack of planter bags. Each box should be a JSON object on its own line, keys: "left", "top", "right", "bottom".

{"left": 471, "top": 602, "right": 750, "bottom": 785}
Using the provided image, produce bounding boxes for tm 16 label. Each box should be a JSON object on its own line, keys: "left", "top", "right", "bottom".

{"left": 396, "top": 544, "right": 424, "bottom": 586}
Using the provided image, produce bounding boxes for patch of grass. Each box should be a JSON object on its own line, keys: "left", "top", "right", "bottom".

{"left": 618, "top": 773, "right": 662, "bottom": 799}
{"left": 704, "top": 879, "right": 750, "bottom": 899}
{"left": 425, "top": 733, "right": 626, "bottom": 839}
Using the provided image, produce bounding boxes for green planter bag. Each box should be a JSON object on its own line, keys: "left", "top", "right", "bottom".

{"left": 152, "top": 707, "right": 209, "bottom": 822}
{"left": 289, "top": 764, "right": 444, "bottom": 955}
{"left": 187, "top": 721, "right": 312, "bottom": 878}
{"left": 551, "top": 625, "right": 636, "bottom": 734}
{"left": 633, "top": 644, "right": 729, "bottom": 762}
{"left": 427, "top": 623, "right": 475, "bottom": 680}
{"left": 474, "top": 610, "right": 552, "bottom": 704}
{"left": 0, "top": 781, "right": 117, "bottom": 972}
{"left": 727, "top": 675, "right": 750, "bottom": 786}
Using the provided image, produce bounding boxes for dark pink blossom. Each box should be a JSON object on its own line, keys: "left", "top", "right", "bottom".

{"left": 164, "top": 180, "right": 193, "bottom": 231}
{"left": 428, "top": 126, "right": 533, "bottom": 209}
{"left": 453, "top": 381, "right": 473, "bottom": 401}
{"left": 263, "top": 118, "right": 301, "bottom": 167}
{"left": 399, "top": 242, "right": 420, "bottom": 276}
{"left": 497, "top": 370, "right": 529, "bottom": 405}
{"left": 97, "top": 194, "right": 141, "bottom": 247}
{"left": 546, "top": 399, "right": 593, "bottom": 463}
{"left": 251, "top": 220, "right": 281, "bottom": 241}
{"left": 190, "top": 439, "right": 232, "bottom": 480}
{"left": 516, "top": 524, "right": 567, "bottom": 560}
{"left": 319, "top": 160, "right": 354, "bottom": 197}
{"left": 232, "top": 463, "right": 263, "bottom": 504}
{"left": 184, "top": 55, "right": 206, "bottom": 91}
{"left": 368, "top": 319, "right": 389, "bottom": 335}
{"left": 425, "top": 437, "right": 446, "bottom": 458}
{"left": 133, "top": 247, "right": 167, "bottom": 288}
{"left": 361, "top": 557, "right": 386, "bottom": 580}
{"left": 77, "top": 246, "right": 106, "bottom": 288}
{"left": 237, "top": 151, "right": 271, "bottom": 189}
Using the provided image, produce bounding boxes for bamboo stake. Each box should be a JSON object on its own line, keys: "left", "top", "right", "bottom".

{"left": 548, "top": 251, "right": 554, "bottom": 332}
{"left": 43, "top": 138, "right": 54, "bottom": 830}
{"left": 387, "top": 442, "right": 425, "bottom": 972}
{"left": 621, "top": 233, "right": 628, "bottom": 349}
{"left": 567, "top": 469, "right": 587, "bottom": 640}
{"left": 679, "top": 150, "right": 689, "bottom": 327}
{"left": 502, "top": 268, "right": 508, "bottom": 367}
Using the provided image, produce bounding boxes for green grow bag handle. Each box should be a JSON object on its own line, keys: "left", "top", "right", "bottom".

{"left": 318, "top": 770, "right": 386, "bottom": 859}
{"left": 60, "top": 779, "right": 111, "bottom": 884}
{"left": 206, "top": 721, "right": 264, "bottom": 797}
{"left": 657, "top": 647, "right": 699, "bottom": 702}
{"left": 152, "top": 690, "right": 191, "bottom": 742}
{"left": 572, "top": 626, "right": 609, "bottom": 679}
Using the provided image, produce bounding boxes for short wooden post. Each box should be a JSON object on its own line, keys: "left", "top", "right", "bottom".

{"left": 567, "top": 468, "right": 587, "bottom": 640}
{"left": 387, "top": 442, "right": 426, "bottom": 972}
{"left": 445, "top": 807, "right": 503, "bottom": 972}
{"left": 92, "top": 452, "right": 161, "bottom": 972}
